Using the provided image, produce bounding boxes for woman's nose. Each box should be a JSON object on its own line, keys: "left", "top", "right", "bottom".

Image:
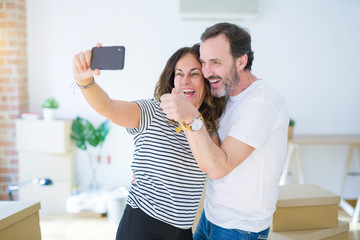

{"left": 182, "top": 74, "right": 191, "bottom": 84}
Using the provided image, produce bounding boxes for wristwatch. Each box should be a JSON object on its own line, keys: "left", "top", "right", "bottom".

{"left": 175, "top": 114, "right": 204, "bottom": 133}
{"left": 186, "top": 114, "right": 204, "bottom": 131}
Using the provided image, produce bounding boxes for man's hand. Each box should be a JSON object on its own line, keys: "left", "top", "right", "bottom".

{"left": 160, "top": 88, "right": 199, "bottom": 123}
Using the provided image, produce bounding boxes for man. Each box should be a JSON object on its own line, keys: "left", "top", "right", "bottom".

{"left": 160, "top": 22, "right": 289, "bottom": 239}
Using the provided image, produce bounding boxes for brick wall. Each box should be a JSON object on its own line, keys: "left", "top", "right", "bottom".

{"left": 0, "top": 0, "right": 28, "bottom": 200}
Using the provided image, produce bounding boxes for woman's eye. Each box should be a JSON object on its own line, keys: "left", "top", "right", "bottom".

{"left": 176, "top": 72, "right": 183, "bottom": 76}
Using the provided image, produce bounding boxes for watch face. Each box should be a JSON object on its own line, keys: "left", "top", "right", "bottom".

{"left": 191, "top": 118, "right": 203, "bottom": 131}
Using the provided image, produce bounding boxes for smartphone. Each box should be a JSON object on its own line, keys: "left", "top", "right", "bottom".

{"left": 90, "top": 46, "right": 125, "bottom": 70}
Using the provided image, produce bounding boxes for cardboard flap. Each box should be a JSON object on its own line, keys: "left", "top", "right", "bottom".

{"left": 277, "top": 184, "right": 340, "bottom": 207}
{"left": 269, "top": 220, "right": 349, "bottom": 240}
{"left": 0, "top": 201, "right": 41, "bottom": 230}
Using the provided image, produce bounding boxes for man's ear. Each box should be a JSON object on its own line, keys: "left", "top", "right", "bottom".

{"left": 236, "top": 54, "right": 248, "bottom": 71}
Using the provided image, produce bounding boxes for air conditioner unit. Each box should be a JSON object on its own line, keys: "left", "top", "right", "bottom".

{"left": 180, "top": 0, "right": 259, "bottom": 21}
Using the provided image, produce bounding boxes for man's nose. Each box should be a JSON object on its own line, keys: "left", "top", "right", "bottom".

{"left": 202, "top": 65, "right": 212, "bottom": 79}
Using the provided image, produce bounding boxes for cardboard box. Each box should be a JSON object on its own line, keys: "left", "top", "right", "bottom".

{"left": 0, "top": 201, "right": 41, "bottom": 240}
{"left": 269, "top": 220, "right": 349, "bottom": 240}
{"left": 15, "top": 119, "right": 72, "bottom": 154}
{"left": 273, "top": 184, "right": 340, "bottom": 232}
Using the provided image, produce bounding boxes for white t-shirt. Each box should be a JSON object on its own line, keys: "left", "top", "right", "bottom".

{"left": 204, "top": 80, "right": 289, "bottom": 232}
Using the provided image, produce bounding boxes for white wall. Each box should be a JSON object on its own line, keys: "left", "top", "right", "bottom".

{"left": 26, "top": 0, "right": 360, "bottom": 197}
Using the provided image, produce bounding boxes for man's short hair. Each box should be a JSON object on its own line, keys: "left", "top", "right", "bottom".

{"left": 201, "top": 22, "right": 254, "bottom": 71}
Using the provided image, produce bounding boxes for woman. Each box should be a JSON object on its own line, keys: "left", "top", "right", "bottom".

{"left": 72, "top": 43, "right": 225, "bottom": 240}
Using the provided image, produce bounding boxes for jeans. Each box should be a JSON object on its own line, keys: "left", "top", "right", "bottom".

{"left": 194, "top": 210, "right": 269, "bottom": 240}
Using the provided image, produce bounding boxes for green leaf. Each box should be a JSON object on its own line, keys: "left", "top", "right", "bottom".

{"left": 42, "top": 97, "right": 59, "bottom": 109}
{"left": 71, "top": 116, "right": 111, "bottom": 150}
{"left": 71, "top": 117, "right": 87, "bottom": 150}
{"left": 289, "top": 118, "right": 295, "bottom": 127}
{"left": 86, "top": 129, "right": 101, "bottom": 147}
{"left": 98, "top": 119, "right": 110, "bottom": 143}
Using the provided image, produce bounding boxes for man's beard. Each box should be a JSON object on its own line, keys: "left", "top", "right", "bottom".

{"left": 211, "top": 62, "right": 240, "bottom": 98}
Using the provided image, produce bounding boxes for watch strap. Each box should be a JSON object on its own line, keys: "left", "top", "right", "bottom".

{"left": 175, "top": 114, "right": 204, "bottom": 133}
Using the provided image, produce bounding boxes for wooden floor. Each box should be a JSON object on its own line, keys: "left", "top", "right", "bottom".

{"left": 40, "top": 207, "right": 359, "bottom": 240}
{"left": 40, "top": 213, "right": 118, "bottom": 240}
{"left": 339, "top": 207, "right": 359, "bottom": 240}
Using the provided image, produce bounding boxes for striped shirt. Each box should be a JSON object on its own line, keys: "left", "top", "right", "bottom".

{"left": 126, "top": 99, "right": 207, "bottom": 229}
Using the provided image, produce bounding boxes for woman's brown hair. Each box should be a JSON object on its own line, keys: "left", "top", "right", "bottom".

{"left": 154, "top": 44, "right": 226, "bottom": 134}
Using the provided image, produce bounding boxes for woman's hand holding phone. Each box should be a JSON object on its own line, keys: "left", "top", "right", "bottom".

{"left": 72, "top": 43, "right": 102, "bottom": 86}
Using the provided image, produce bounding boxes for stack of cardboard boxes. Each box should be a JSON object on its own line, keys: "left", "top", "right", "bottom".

{"left": 269, "top": 184, "right": 349, "bottom": 240}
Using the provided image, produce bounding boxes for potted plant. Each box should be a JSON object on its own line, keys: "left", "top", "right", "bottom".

{"left": 71, "top": 116, "right": 110, "bottom": 190}
{"left": 42, "top": 97, "right": 59, "bottom": 121}
{"left": 288, "top": 118, "right": 295, "bottom": 139}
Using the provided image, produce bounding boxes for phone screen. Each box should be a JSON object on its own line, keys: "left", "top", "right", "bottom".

{"left": 90, "top": 46, "right": 125, "bottom": 70}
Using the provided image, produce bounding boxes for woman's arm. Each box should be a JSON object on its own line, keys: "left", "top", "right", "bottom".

{"left": 72, "top": 46, "right": 140, "bottom": 128}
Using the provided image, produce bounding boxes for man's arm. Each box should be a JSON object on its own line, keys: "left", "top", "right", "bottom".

{"left": 160, "top": 90, "right": 254, "bottom": 179}
{"left": 185, "top": 126, "right": 254, "bottom": 179}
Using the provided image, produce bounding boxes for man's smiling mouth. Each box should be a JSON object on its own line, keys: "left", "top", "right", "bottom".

{"left": 209, "top": 78, "right": 221, "bottom": 87}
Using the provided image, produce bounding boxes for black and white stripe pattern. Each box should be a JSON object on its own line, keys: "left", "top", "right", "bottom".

{"left": 126, "top": 99, "right": 207, "bottom": 229}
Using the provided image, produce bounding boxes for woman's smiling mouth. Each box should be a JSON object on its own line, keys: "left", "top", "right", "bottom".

{"left": 183, "top": 88, "right": 195, "bottom": 97}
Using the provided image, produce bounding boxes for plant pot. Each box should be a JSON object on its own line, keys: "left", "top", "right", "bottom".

{"left": 43, "top": 108, "right": 56, "bottom": 121}
{"left": 288, "top": 126, "right": 294, "bottom": 139}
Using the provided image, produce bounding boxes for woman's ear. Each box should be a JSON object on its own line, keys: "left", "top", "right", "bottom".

{"left": 236, "top": 54, "right": 248, "bottom": 71}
